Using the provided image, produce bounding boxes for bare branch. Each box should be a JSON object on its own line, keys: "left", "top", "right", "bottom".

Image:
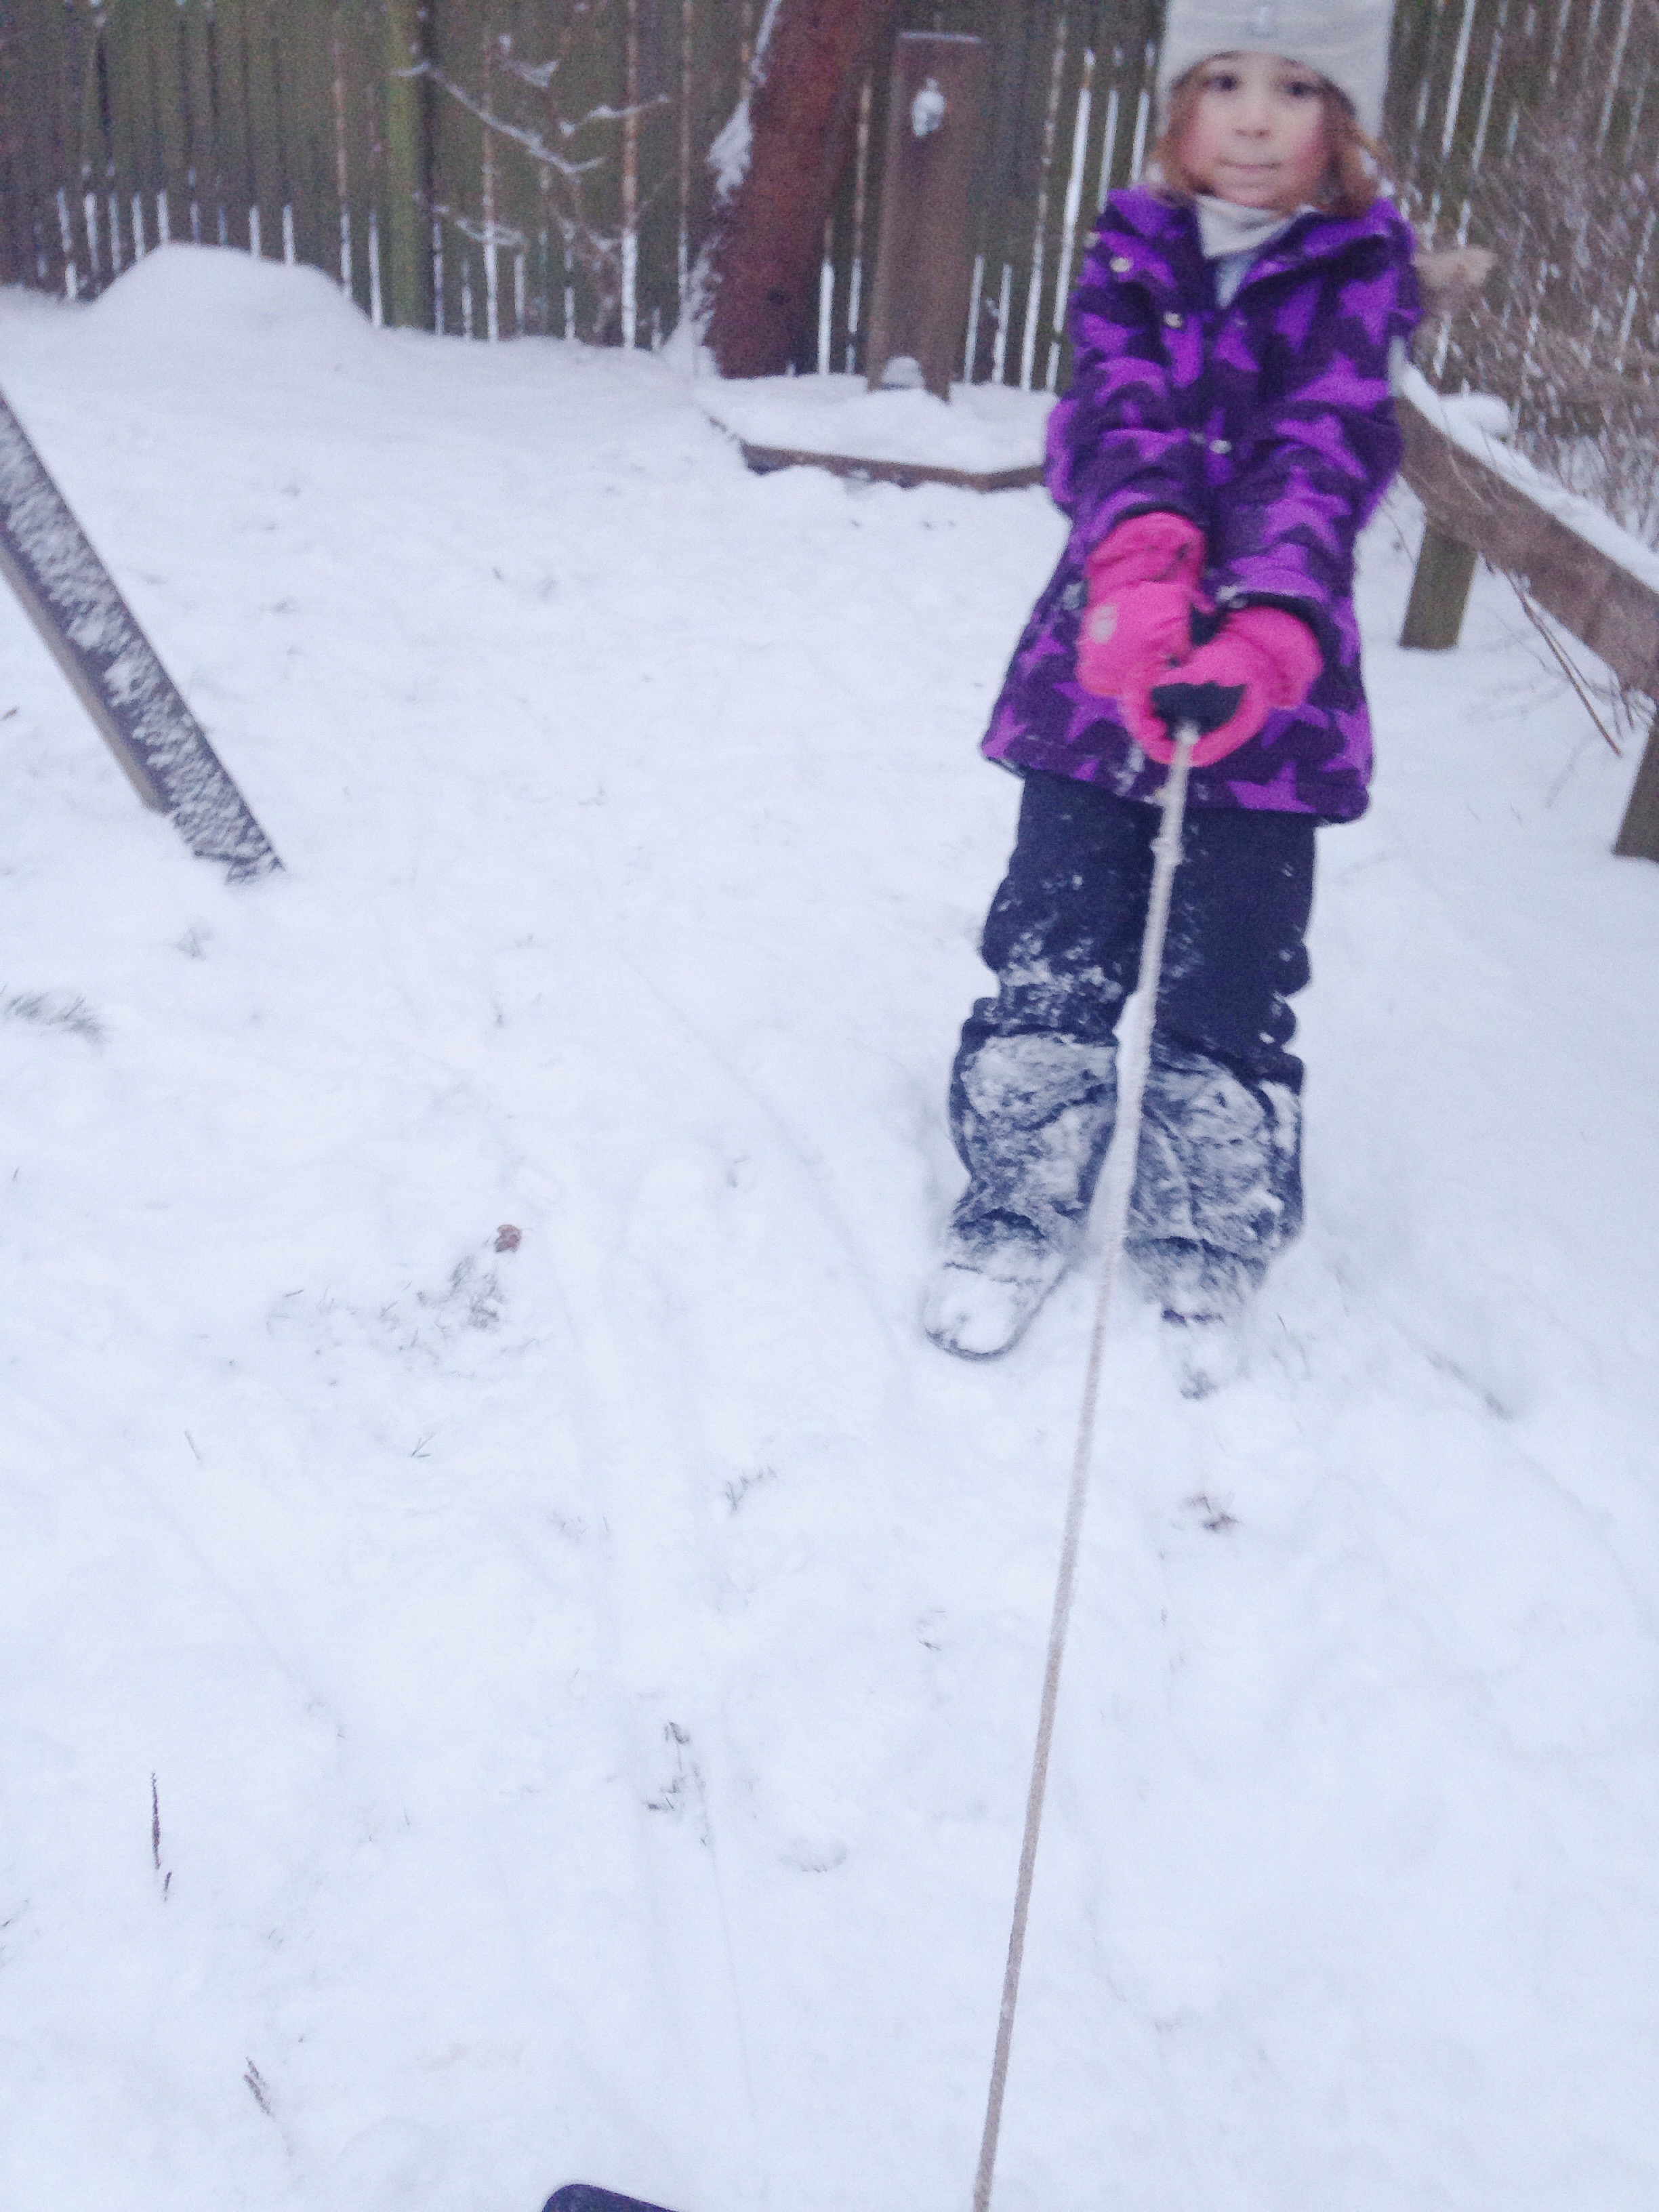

{"left": 573, "top": 101, "right": 672, "bottom": 129}
{"left": 1509, "top": 583, "right": 1627, "bottom": 756}
{"left": 409, "top": 62, "right": 608, "bottom": 180}
{"left": 501, "top": 54, "right": 562, "bottom": 91}
{"left": 407, "top": 5, "right": 674, "bottom": 347}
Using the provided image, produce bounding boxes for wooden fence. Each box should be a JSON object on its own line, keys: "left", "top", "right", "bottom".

{"left": 1, "top": 0, "right": 1658, "bottom": 399}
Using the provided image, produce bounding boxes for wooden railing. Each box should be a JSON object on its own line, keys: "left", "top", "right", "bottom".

{"left": 1397, "top": 375, "right": 1659, "bottom": 862}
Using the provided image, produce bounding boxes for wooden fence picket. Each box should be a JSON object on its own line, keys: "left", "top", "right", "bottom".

{"left": 180, "top": 0, "right": 220, "bottom": 248}
{"left": 7, "top": 0, "right": 49, "bottom": 292}
{"left": 342, "top": 1, "right": 380, "bottom": 318}
{"left": 283, "top": 3, "right": 331, "bottom": 283}
{"left": 633, "top": 0, "right": 684, "bottom": 351}
{"left": 16, "top": 0, "right": 70, "bottom": 295}
{"left": 369, "top": 0, "right": 398, "bottom": 323}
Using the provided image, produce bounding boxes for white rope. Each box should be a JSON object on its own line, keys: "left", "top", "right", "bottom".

{"left": 972, "top": 725, "right": 1200, "bottom": 2212}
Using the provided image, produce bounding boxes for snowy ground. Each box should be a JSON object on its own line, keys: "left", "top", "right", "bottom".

{"left": 1, "top": 246, "right": 1656, "bottom": 2212}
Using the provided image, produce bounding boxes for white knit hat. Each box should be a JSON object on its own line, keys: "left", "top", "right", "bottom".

{"left": 1157, "top": 0, "right": 1395, "bottom": 138}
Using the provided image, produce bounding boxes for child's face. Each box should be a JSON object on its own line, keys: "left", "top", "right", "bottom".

{"left": 1179, "top": 50, "right": 1332, "bottom": 209}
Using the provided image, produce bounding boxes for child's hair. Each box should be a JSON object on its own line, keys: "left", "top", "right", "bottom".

{"left": 1150, "top": 65, "right": 1385, "bottom": 218}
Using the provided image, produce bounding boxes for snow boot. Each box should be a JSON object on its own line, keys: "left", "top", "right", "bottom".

{"left": 923, "top": 1219, "right": 1074, "bottom": 1360}
{"left": 1130, "top": 1042, "right": 1303, "bottom": 1258}
{"left": 1133, "top": 1236, "right": 1261, "bottom": 1398}
{"left": 1121, "top": 1041, "right": 1302, "bottom": 1391}
{"left": 926, "top": 1032, "right": 1117, "bottom": 1359}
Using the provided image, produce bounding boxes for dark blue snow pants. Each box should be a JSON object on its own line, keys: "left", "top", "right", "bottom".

{"left": 949, "top": 769, "right": 1317, "bottom": 1301}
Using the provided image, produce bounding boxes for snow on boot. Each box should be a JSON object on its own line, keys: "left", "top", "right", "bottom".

{"left": 922, "top": 1221, "right": 1071, "bottom": 1361}
{"left": 1120, "top": 1043, "right": 1300, "bottom": 1393}
{"left": 1134, "top": 1237, "right": 1259, "bottom": 1399}
{"left": 1161, "top": 1309, "right": 1248, "bottom": 1399}
{"left": 928, "top": 1031, "right": 1118, "bottom": 1359}
{"left": 1130, "top": 1042, "right": 1303, "bottom": 1263}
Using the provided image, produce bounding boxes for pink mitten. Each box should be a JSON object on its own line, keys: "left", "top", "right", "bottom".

{"left": 1075, "top": 513, "right": 1206, "bottom": 701}
{"left": 1137, "top": 605, "right": 1322, "bottom": 766}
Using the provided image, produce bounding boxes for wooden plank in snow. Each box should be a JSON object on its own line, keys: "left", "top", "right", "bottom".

{"left": 0, "top": 384, "right": 280, "bottom": 880}
{"left": 737, "top": 437, "right": 1043, "bottom": 494}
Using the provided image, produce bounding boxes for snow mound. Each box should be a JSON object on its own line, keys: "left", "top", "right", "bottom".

{"left": 696, "top": 371, "right": 1054, "bottom": 474}
{"left": 85, "top": 242, "right": 374, "bottom": 362}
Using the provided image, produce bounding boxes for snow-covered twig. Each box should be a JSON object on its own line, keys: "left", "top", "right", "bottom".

{"left": 408, "top": 62, "right": 658, "bottom": 180}
{"left": 426, "top": 201, "right": 532, "bottom": 256}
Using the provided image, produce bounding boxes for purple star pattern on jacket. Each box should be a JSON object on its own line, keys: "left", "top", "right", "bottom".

{"left": 983, "top": 186, "right": 1421, "bottom": 821}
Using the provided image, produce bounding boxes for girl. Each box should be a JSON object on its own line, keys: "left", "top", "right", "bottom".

{"left": 924, "top": 0, "right": 1418, "bottom": 1365}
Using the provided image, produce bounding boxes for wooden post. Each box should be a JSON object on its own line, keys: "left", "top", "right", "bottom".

{"left": 863, "top": 33, "right": 987, "bottom": 400}
{"left": 703, "top": 0, "right": 901, "bottom": 380}
{"left": 1615, "top": 712, "right": 1659, "bottom": 863}
{"left": 1400, "top": 521, "right": 1479, "bottom": 650}
{"left": 382, "top": 0, "right": 432, "bottom": 330}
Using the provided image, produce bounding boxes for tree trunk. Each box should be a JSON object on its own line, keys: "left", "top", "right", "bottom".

{"left": 703, "top": 0, "right": 900, "bottom": 380}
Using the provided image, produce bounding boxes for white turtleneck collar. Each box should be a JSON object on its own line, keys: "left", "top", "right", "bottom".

{"left": 1193, "top": 194, "right": 1316, "bottom": 306}
{"left": 1193, "top": 193, "right": 1302, "bottom": 262}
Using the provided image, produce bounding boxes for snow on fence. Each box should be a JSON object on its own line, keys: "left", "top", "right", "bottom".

{"left": 3, "top": 0, "right": 1658, "bottom": 398}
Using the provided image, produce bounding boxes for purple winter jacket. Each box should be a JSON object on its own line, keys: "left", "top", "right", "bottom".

{"left": 984, "top": 186, "right": 1421, "bottom": 821}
